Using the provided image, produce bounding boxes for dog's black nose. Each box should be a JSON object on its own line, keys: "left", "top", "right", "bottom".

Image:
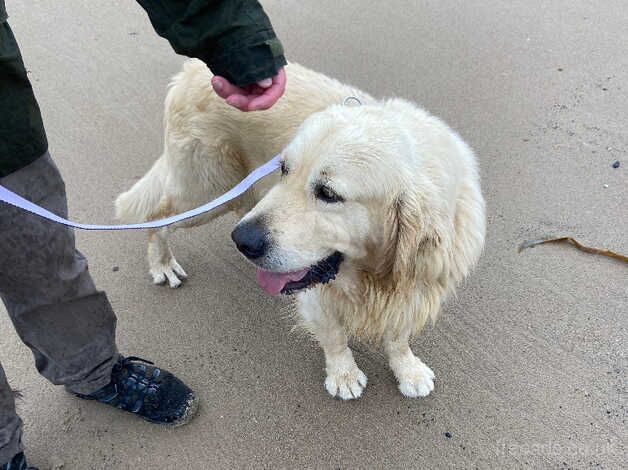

{"left": 231, "top": 220, "right": 269, "bottom": 260}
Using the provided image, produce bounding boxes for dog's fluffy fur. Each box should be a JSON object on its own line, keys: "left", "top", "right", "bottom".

{"left": 116, "top": 59, "right": 485, "bottom": 399}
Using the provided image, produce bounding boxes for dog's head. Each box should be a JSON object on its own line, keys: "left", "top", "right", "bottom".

{"left": 232, "top": 103, "right": 447, "bottom": 296}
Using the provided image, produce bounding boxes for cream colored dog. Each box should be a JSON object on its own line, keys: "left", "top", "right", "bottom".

{"left": 115, "top": 59, "right": 485, "bottom": 400}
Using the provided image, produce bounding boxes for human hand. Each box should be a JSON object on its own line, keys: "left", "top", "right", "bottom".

{"left": 211, "top": 67, "right": 286, "bottom": 112}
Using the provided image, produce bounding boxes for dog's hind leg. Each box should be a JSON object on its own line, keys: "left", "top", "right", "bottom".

{"left": 298, "top": 290, "right": 367, "bottom": 400}
{"left": 385, "top": 333, "right": 435, "bottom": 398}
{"left": 145, "top": 141, "right": 256, "bottom": 287}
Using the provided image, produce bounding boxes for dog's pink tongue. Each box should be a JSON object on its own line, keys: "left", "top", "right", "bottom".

{"left": 256, "top": 268, "right": 309, "bottom": 295}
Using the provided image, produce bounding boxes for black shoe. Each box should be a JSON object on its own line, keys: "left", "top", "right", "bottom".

{"left": 75, "top": 355, "right": 198, "bottom": 426}
{"left": 1, "top": 452, "right": 37, "bottom": 470}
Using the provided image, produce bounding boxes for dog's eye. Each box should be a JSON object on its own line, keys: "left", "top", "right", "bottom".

{"left": 315, "top": 184, "right": 343, "bottom": 203}
{"left": 280, "top": 161, "right": 289, "bottom": 177}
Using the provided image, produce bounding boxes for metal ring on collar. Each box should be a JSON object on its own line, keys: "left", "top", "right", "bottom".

{"left": 343, "top": 96, "right": 362, "bottom": 106}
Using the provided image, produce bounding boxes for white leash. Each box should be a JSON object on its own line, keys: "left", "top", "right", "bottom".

{"left": 0, "top": 155, "right": 280, "bottom": 231}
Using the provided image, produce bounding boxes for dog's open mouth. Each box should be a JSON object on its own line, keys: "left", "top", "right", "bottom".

{"left": 255, "top": 252, "right": 344, "bottom": 296}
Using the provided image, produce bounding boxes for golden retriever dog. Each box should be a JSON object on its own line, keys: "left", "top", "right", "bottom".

{"left": 115, "top": 59, "right": 485, "bottom": 399}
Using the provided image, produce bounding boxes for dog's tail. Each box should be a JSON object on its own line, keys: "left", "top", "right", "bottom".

{"left": 114, "top": 157, "right": 166, "bottom": 223}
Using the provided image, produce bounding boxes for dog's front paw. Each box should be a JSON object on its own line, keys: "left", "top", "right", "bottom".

{"left": 324, "top": 367, "right": 367, "bottom": 400}
{"left": 149, "top": 257, "right": 188, "bottom": 288}
{"left": 397, "top": 358, "right": 435, "bottom": 398}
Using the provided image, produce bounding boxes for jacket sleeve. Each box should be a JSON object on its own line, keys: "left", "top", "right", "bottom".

{"left": 135, "top": 0, "right": 286, "bottom": 87}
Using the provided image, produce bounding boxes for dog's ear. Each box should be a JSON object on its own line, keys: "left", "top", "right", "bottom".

{"left": 389, "top": 194, "right": 422, "bottom": 282}
{"left": 382, "top": 192, "right": 451, "bottom": 288}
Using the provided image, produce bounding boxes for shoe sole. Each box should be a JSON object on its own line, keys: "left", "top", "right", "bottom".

{"left": 168, "top": 392, "right": 200, "bottom": 428}
{"left": 75, "top": 391, "right": 200, "bottom": 427}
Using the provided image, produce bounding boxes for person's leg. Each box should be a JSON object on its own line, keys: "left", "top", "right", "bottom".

{"left": 0, "top": 14, "right": 196, "bottom": 439}
{"left": 0, "top": 15, "right": 116, "bottom": 465}
{"left": 0, "top": 364, "right": 22, "bottom": 466}
{"left": 0, "top": 153, "right": 119, "bottom": 395}
{"left": 0, "top": 16, "right": 118, "bottom": 462}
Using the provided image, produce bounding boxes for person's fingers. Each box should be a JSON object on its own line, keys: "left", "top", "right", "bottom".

{"left": 211, "top": 76, "right": 246, "bottom": 100}
{"left": 225, "top": 94, "right": 250, "bottom": 111}
{"left": 247, "top": 68, "right": 287, "bottom": 111}
{"left": 246, "top": 95, "right": 274, "bottom": 111}
{"left": 257, "top": 78, "right": 273, "bottom": 88}
{"left": 217, "top": 68, "right": 287, "bottom": 111}
{"left": 248, "top": 84, "right": 267, "bottom": 96}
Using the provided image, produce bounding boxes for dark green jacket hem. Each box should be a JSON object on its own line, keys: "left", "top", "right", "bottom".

{"left": 0, "top": 19, "right": 48, "bottom": 178}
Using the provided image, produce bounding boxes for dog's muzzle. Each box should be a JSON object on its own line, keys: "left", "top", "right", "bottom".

{"left": 231, "top": 220, "right": 343, "bottom": 295}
